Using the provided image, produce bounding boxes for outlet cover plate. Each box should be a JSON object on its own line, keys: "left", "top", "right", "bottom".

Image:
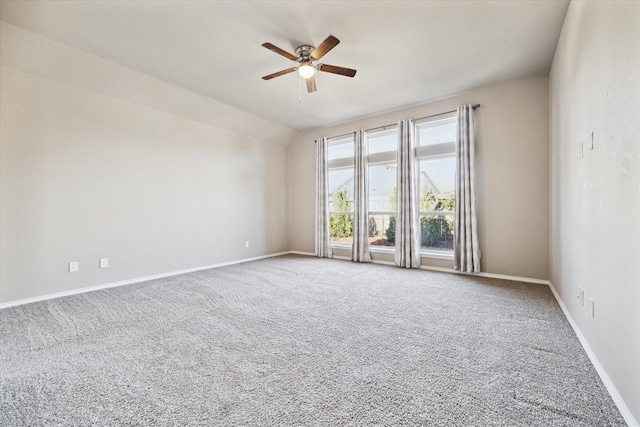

{"left": 578, "top": 287, "right": 584, "bottom": 306}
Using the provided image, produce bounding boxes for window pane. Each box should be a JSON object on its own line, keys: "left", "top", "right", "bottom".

{"left": 419, "top": 158, "right": 455, "bottom": 212}
{"left": 420, "top": 214, "right": 454, "bottom": 251}
{"left": 328, "top": 139, "right": 354, "bottom": 160}
{"left": 368, "top": 163, "right": 397, "bottom": 212}
{"left": 328, "top": 168, "right": 354, "bottom": 212}
{"left": 368, "top": 214, "right": 396, "bottom": 247}
{"left": 417, "top": 117, "right": 456, "bottom": 146}
{"left": 330, "top": 214, "right": 353, "bottom": 245}
{"left": 368, "top": 129, "right": 397, "bottom": 154}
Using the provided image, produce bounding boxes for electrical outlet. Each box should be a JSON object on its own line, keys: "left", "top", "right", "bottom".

{"left": 245, "top": 241, "right": 250, "bottom": 248}
{"left": 100, "top": 258, "right": 109, "bottom": 268}
{"left": 590, "top": 298, "right": 595, "bottom": 318}
{"left": 69, "top": 261, "right": 79, "bottom": 273}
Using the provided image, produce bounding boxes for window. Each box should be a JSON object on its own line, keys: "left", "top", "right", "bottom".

{"left": 327, "top": 135, "right": 355, "bottom": 246}
{"left": 415, "top": 112, "right": 457, "bottom": 255}
{"left": 323, "top": 111, "right": 457, "bottom": 258}
{"left": 366, "top": 126, "right": 398, "bottom": 250}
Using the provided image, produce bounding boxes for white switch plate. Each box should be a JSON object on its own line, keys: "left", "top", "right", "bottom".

{"left": 100, "top": 258, "right": 109, "bottom": 268}
{"left": 69, "top": 261, "right": 79, "bottom": 273}
{"left": 245, "top": 241, "right": 250, "bottom": 248}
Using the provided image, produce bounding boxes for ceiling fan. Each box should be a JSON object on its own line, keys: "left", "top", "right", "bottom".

{"left": 261, "top": 35, "right": 357, "bottom": 93}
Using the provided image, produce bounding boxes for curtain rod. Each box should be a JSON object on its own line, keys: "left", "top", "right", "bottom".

{"left": 415, "top": 104, "right": 480, "bottom": 122}
{"left": 365, "top": 103, "right": 480, "bottom": 131}
{"left": 312, "top": 132, "right": 355, "bottom": 144}
{"left": 325, "top": 131, "right": 356, "bottom": 142}
{"left": 315, "top": 104, "right": 480, "bottom": 142}
{"left": 364, "top": 123, "right": 398, "bottom": 133}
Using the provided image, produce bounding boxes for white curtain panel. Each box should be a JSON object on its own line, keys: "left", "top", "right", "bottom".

{"left": 352, "top": 130, "right": 371, "bottom": 262}
{"left": 454, "top": 105, "right": 481, "bottom": 272}
{"left": 395, "top": 119, "right": 421, "bottom": 268}
{"left": 315, "top": 137, "right": 333, "bottom": 258}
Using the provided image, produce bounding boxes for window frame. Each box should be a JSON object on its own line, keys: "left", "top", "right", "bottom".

{"left": 327, "top": 134, "right": 356, "bottom": 249}
{"left": 414, "top": 112, "right": 457, "bottom": 259}
{"left": 364, "top": 125, "right": 398, "bottom": 253}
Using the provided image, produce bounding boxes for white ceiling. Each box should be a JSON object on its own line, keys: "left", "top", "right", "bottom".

{"left": 0, "top": 0, "right": 569, "bottom": 131}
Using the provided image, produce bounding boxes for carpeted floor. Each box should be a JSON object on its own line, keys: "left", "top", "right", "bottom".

{"left": 0, "top": 255, "right": 626, "bottom": 426}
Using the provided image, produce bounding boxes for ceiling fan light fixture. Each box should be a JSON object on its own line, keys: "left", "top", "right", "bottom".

{"left": 298, "top": 62, "right": 316, "bottom": 79}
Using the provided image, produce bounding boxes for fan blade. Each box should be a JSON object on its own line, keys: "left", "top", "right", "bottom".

{"left": 262, "top": 67, "right": 297, "bottom": 80}
{"left": 318, "top": 64, "right": 357, "bottom": 77}
{"left": 261, "top": 43, "right": 298, "bottom": 61}
{"left": 310, "top": 35, "right": 340, "bottom": 60}
{"left": 306, "top": 76, "right": 317, "bottom": 93}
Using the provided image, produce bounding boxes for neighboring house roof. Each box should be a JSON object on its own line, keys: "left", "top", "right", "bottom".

{"left": 421, "top": 170, "right": 439, "bottom": 194}
{"left": 328, "top": 166, "right": 453, "bottom": 211}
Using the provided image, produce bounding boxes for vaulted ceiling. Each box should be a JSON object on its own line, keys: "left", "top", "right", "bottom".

{"left": 0, "top": 1, "right": 569, "bottom": 131}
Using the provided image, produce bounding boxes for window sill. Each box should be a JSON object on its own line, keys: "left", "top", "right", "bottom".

{"left": 369, "top": 246, "right": 395, "bottom": 254}
{"left": 331, "top": 244, "right": 453, "bottom": 260}
{"left": 421, "top": 251, "right": 454, "bottom": 260}
{"left": 331, "top": 243, "right": 352, "bottom": 250}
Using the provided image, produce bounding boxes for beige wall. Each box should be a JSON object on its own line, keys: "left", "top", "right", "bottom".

{"left": 0, "top": 27, "right": 293, "bottom": 304}
{"left": 290, "top": 76, "right": 550, "bottom": 280}
{"left": 549, "top": 0, "right": 640, "bottom": 422}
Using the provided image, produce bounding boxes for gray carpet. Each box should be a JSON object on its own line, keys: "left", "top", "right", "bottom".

{"left": 0, "top": 255, "right": 626, "bottom": 426}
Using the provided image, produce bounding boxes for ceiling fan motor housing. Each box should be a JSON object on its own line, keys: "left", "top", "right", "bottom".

{"left": 295, "top": 45, "right": 315, "bottom": 63}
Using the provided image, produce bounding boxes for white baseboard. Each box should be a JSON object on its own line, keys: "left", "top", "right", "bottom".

{"left": 418, "top": 264, "right": 550, "bottom": 286}
{"left": 289, "top": 250, "right": 315, "bottom": 256}
{"left": 454, "top": 269, "right": 550, "bottom": 285}
{"left": 329, "top": 255, "right": 394, "bottom": 267}
{"left": 547, "top": 282, "right": 639, "bottom": 427}
{"left": 370, "top": 259, "right": 396, "bottom": 266}
{"left": 0, "top": 248, "right": 550, "bottom": 309}
{"left": 316, "top": 252, "right": 550, "bottom": 285}
{"left": 0, "top": 251, "right": 291, "bottom": 309}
